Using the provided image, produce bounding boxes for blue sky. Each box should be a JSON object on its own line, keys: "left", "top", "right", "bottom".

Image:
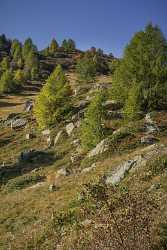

{"left": 0, "top": 0, "right": 167, "bottom": 57}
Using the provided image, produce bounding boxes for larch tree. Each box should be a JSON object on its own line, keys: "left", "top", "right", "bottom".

{"left": 34, "top": 64, "right": 71, "bottom": 129}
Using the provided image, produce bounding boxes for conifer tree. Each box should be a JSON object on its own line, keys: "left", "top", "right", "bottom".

{"left": 0, "top": 70, "right": 18, "bottom": 93}
{"left": 76, "top": 54, "right": 97, "bottom": 82}
{"left": 111, "top": 23, "right": 167, "bottom": 116}
{"left": 49, "top": 39, "right": 59, "bottom": 55}
{"left": 80, "top": 91, "right": 105, "bottom": 150}
{"left": 14, "top": 69, "right": 25, "bottom": 85}
{"left": 0, "top": 57, "right": 10, "bottom": 73}
{"left": 24, "top": 51, "right": 39, "bottom": 80}
{"left": 34, "top": 64, "right": 71, "bottom": 129}
{"left": 22, "top": 38, "right": 37, "bottom": 59}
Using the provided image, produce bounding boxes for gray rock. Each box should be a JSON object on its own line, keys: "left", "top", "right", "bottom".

{"left": 54, "top": 130, "right": 63, "bottom": 146}
{"left": 49, "top": 184, "right": 56, "bottom": 192}
{"left": 66, "top": 122, "right": 75, "bottom": 136}
{"left": 11, "top": 118, "right": 27, "bottom": 129}
{"left": 81, "top": 163, "right": 97, "bottom": 173}
{"left": 24, "top": 100, "right": 33, "bottom": 112}
{"left": 25, "top": 133, "right": 33, "bottom": 140}
{"left": 71, "top": 153, "right": 81, "bottom": 163}
{"left": 141, "top": 135, "right": 158, "bottom": 145}
{"left": 105, "top": 159, "right": 137, "bottom": 185}
{"left": 88, "top": 138, "right": 110, "bottom": 158}
{"left": 105, "top": 144, "right": 166, "bottom": 186}
{"left": 57, "top": 168, "right": 70, "bottom": 176}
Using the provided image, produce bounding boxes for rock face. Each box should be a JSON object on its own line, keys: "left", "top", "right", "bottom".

{"left": 105, "top": 144, "right": 166, "bottom": 185}
{"left": 54, "top": 130, "right": 63, "bottom": 146}
{"left": 88, "top": 138, "right": 110, "bottom": 158}
{"left": 66, "top": 123, "right": 75, "bottom": 136}
{"left": 105, "top": 157, "right": 141, "bottom": 185}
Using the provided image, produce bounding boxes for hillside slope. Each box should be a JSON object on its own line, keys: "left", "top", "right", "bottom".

{"left": 0, "top": 73, "right": 167, "bottom": 249}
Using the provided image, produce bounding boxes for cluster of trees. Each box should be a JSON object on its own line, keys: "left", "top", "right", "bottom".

{"left": 0, "top": 35, "right": 77, "bottom": 93}
{"left": 76, "top": 47, "right": 109, "bottom": 82}
{"left": 0, "top": 35, "right": 40, "bottom": 93}
{"left": 42, "top": 38, "right": 76, "bottom": 56}
{"left": 33, "top": 24, "right": 167, "bottom": 152}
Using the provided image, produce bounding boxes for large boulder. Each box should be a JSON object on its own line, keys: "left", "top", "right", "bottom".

{"left": 104, "top": 144, "right": 166, "bottom": 185}
{"left": 88, "top": 138, "right": 110, "bottom": 158}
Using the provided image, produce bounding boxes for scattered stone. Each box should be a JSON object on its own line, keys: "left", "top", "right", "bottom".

{"left": 66, "top": 122, "right": 75, "bottom": 136}
{"left": 141, "top": 135, "right": 158, "bottom": 145}
{"left": 42, "top": 129, "right": 50, "bottom": 136}
{"left": 57, "top": 168, "right": 71, "bottom": 176}
{"left": 74, "top": 100, "right": 90, "bottom": 110}
{"left": 148, "top": 183, "right": 161, "bottom": 192}
{"left": 103, "top": 100, "right": 122, "bottom": 110}
{"left": 71, "top": 139, "right": 80, "bottom": 147}
{"left": 75, "top": 120, "right": 81, "bottom": 128}
{"left": 24, "top": 100, "right": 33, "bottom": 112}
{"left": 105, "top": 144, "right": 166, "bottom": 185}
{"left": 81, "top": 219, "right": 92, "bottom": 227}
{"left": 54, "top": 130, "right": 63, "bottom": 146}
{"left": 71, "top": 153, "right": 81, "bottom": 163}
{"left": 11, "top": 118, "right": 27, "bottom": 129}
{"left": 81, "top": 163, "right": 97, "bottom": 173}
{"left": 88, "top": 138, "right": 110, "bottom": 158}
{"left": 145, "top": 113, "right": 159, "bottom": 134}
{"left": 25, "top": 133, "right": 33, "bottom": 140}
{"left": 105, "top": 159, "right": 138, "bottom": 185}
{"left": 49, "top": 184, "right": 56, "bottom": 192}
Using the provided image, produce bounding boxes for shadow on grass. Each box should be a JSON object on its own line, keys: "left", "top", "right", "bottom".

{"left": 0, "top": 150, "right": 56, "bottom": 186}
{"left": 0, "top": 101, "right": 22, "bottom": 108}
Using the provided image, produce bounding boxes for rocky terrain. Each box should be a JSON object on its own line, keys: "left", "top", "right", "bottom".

{"left": 0, "top": 69, "right": 167, "bottom": 249}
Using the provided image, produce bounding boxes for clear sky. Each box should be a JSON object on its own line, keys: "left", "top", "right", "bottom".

{"left": 0, "top": 0, "right": 167, "bottom": 57}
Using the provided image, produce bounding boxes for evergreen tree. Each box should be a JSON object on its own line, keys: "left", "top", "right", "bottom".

{"left": 14, "top": 69, "right": 25, "bottom": 85}
{"left": 34, "top": 64, "right": 71, "bottom": 129}
{"left": 62, "top": 39, "right": 76, "bottom": 52}
{"left": 111, "top": 23, "right": 167, "bottom": 116}
{"left": 0, "top": 57, "right": 10, "bottom": 73}
{"left": 24, "top": 51, "right": 39, "bottom": 80}
{"left": 22, "top": 38, "right": 37, "bottom": 59}
{"left": 49, "top": 38, "right": 59, "bottom": 55}
{"left": 0, "top": 70, "right": 18, "bottom": 93}
{"left": 80, "top": 91, "right": 105, "bottom": 150}
{"left": 76, "top": 54, "right": 97, "bottom": 82}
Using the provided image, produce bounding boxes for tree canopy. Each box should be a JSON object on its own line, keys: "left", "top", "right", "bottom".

{"left": 80, "top": 91, "right": 105, "bottom": 150}
{"left": 111, "top": 24, "right": 167, "bottom": 117}
{"left": 34, "top": 64, "right": 71, "bottom": 129}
